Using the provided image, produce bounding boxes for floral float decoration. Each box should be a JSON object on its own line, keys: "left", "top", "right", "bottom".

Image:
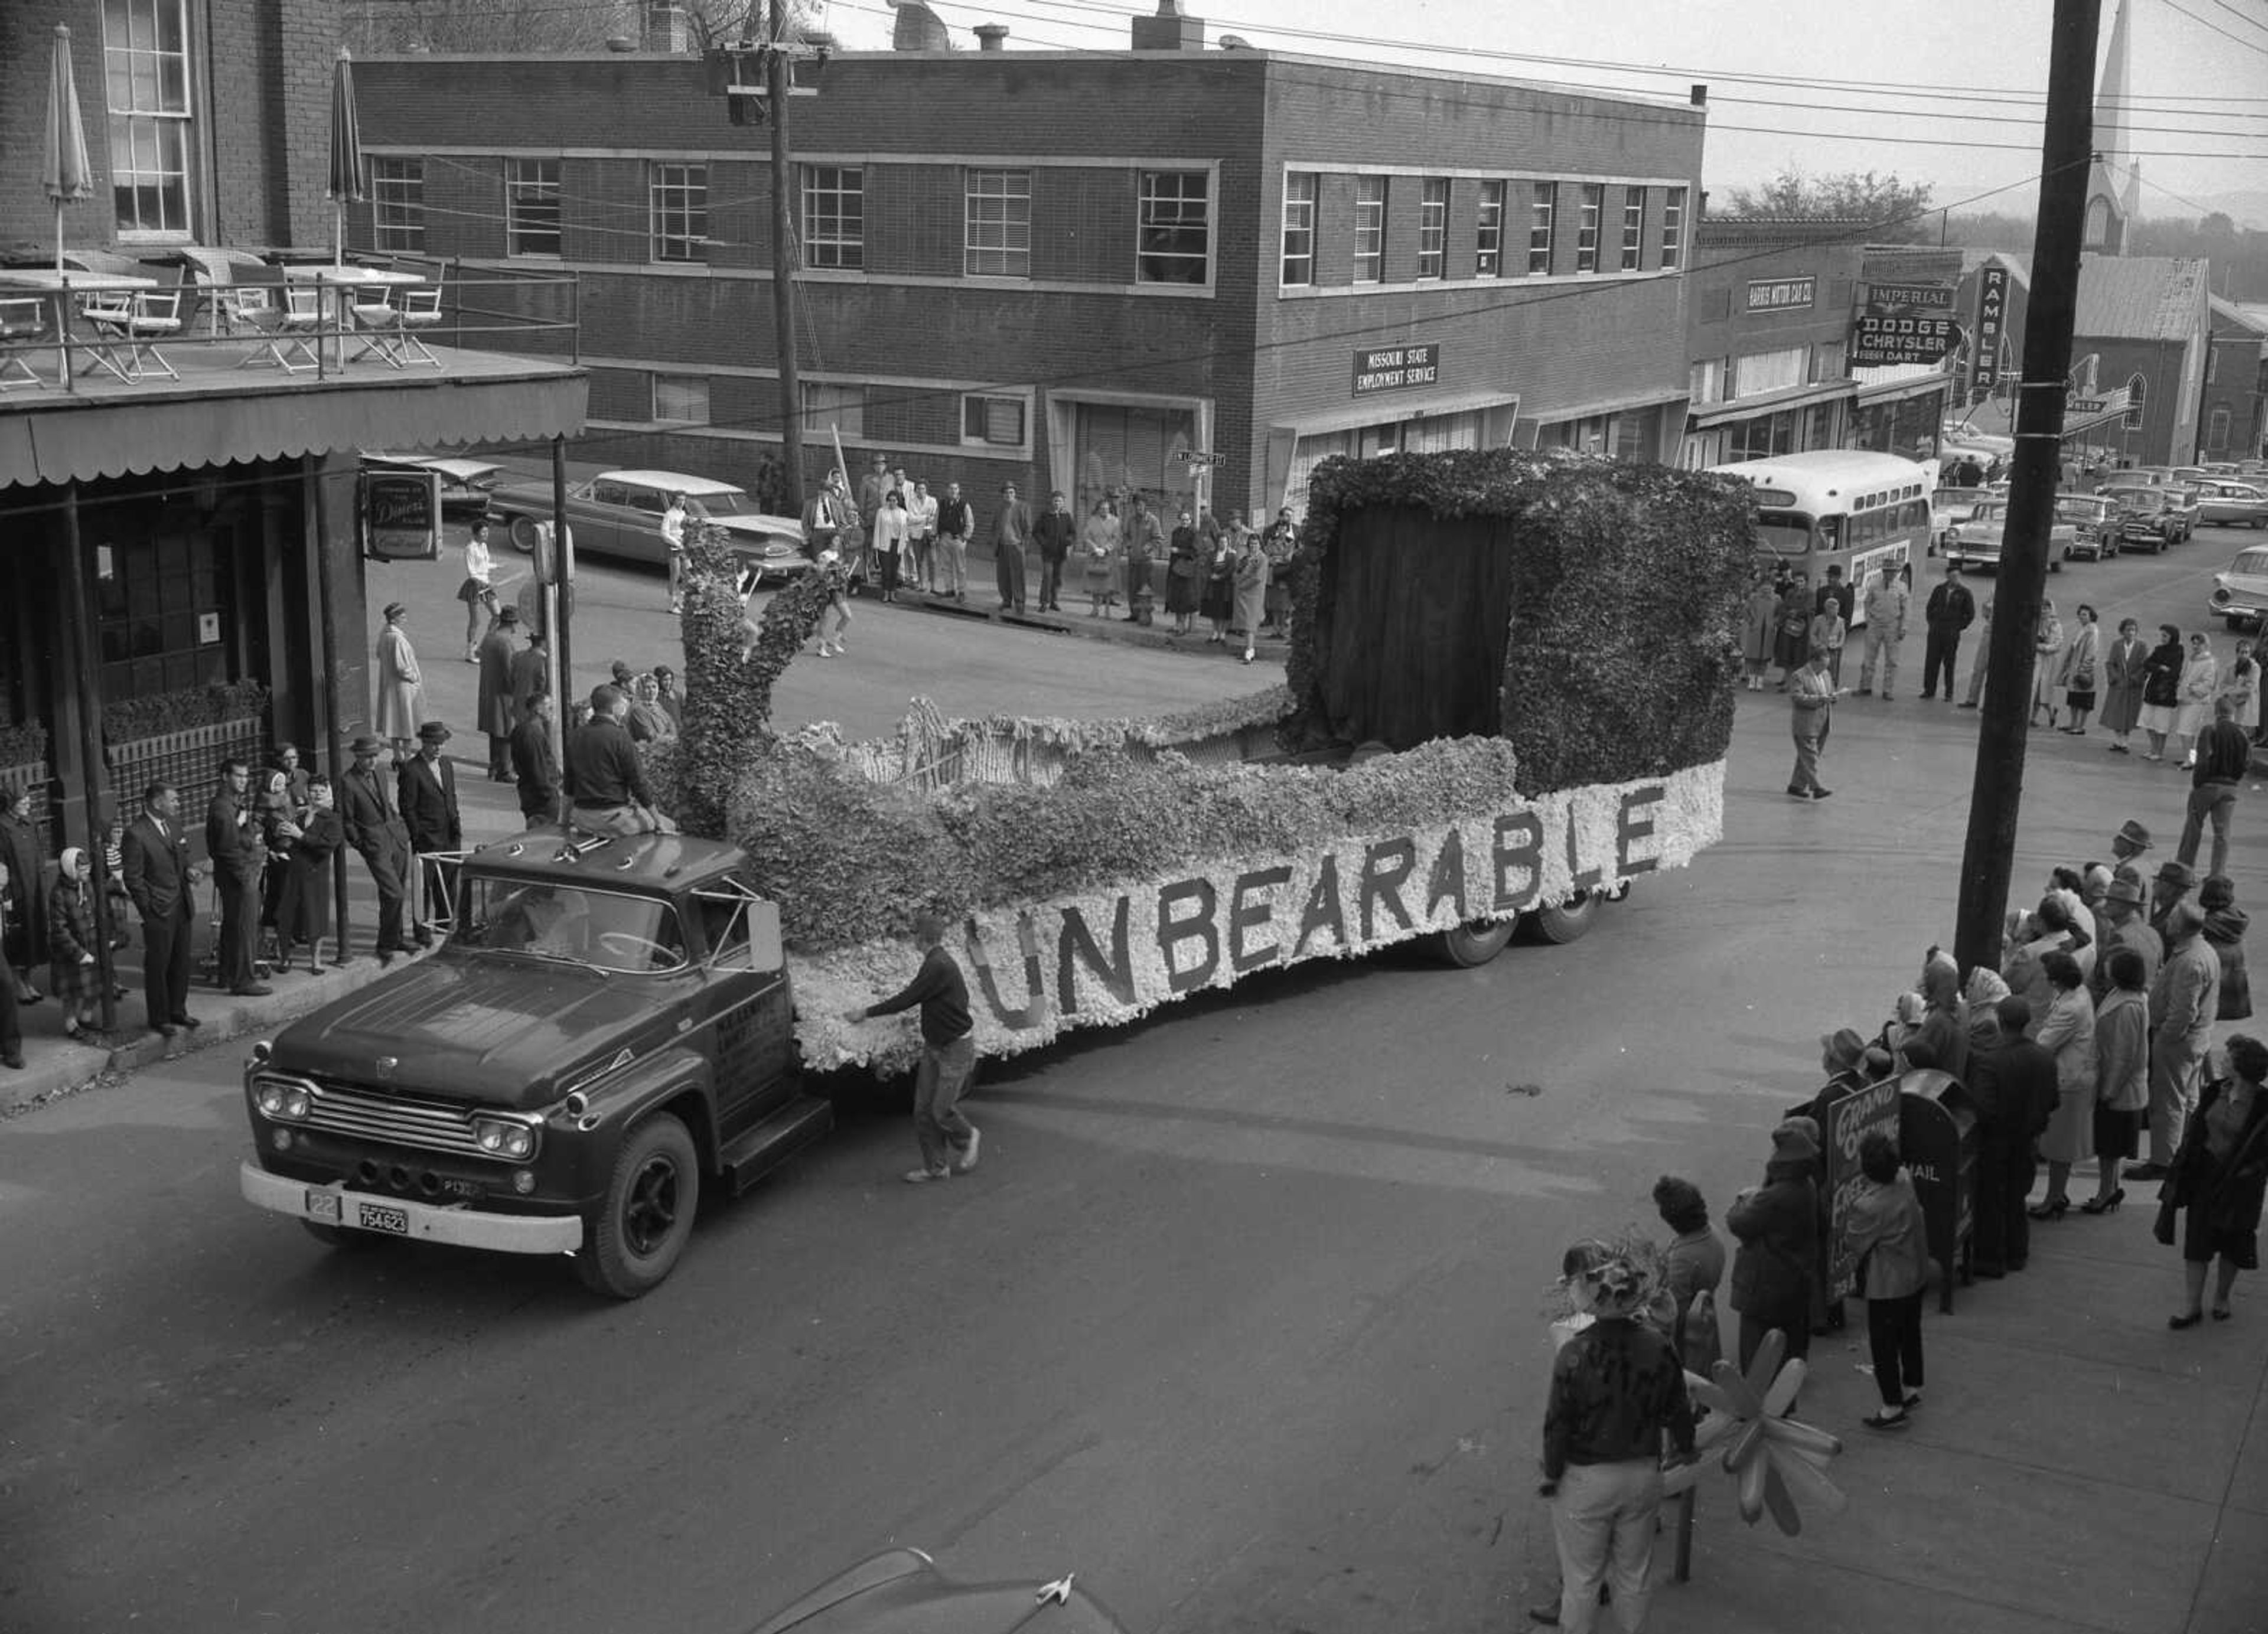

{"left": 1664, "top": 1326, "right": 1848, "bottom": 1536}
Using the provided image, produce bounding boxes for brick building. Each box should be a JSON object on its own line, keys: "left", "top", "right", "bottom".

{"left": 1, "top": 0, "right": 583, "bottom": 869}
{"left": 347, "top": 8, "right": 1705, "bottom": 524}
{"left": 1679, "top": 219, "right": 1863, "bottom": 467}
{"left": 2201, "top": 297, "right": 2267, "bottom": 463}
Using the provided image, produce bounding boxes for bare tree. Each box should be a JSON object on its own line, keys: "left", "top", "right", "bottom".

{"left": 346, "top": 0, "right": 827, "bottom": 55}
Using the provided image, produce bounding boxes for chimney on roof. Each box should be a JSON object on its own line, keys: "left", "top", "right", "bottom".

{"left": 891, "top": 0, "right": 952, "bottom": 50}
{"left": 973, "top": 22, "right": 1009, "bottom": 50}
{"left": 1132, "top": 0, "right": 1205, "bottom": 52}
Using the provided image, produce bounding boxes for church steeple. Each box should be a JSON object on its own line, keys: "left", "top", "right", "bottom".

{"left": 2084, "top": 0, "right": 2139, "bottom": 254}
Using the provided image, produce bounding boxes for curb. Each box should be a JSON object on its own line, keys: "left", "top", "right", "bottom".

{"left": 2, "top": 948, "right": 429, "bottom": 1120}
{"left": 869, "top": 585, "right": 1292, "bottom": 660}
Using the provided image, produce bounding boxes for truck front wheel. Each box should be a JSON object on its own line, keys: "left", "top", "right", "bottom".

{"left": 578, "top": 1113, "right": 700, "bottom": 1299}
{"left": 1531, "top": 892, "right": 1600, "bottom": 945}
{"left": 1432, "top": 919, "right": 1515, "bottom": 967}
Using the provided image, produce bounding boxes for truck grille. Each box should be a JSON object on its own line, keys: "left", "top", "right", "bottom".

{"left": 260, "top": 1073, "right": 490, "bottom": 1159}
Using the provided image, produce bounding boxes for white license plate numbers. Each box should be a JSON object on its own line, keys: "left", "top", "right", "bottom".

{"left": 305, "top": 1188, "right": 342, "bottom": 1223}
{"left": 357, "top": 1201, "right": 411, "bottom": 1236}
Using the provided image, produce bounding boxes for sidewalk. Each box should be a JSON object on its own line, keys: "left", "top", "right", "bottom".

{"left": 859, "top": 576, "right": 1294, "bottom": 662}
{"left": 1, "top": 767, "right": 530, "bottom": 1118}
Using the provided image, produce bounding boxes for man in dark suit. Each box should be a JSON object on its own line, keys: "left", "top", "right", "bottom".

{"left": 1967, "top": 994, "right": 2060, "bottom": 1276}
{"left": 203, "top": 758, "right": 271, "bottom": 998}
{"left": 476, "top": 608, "right": 523, "bottom": 783}
{"left": 509, "top": 692, "right": 561, "bottom": 827}
{"left": 120, "top": 781, "right": 200, "bottom": 1038}
{"left": 336, "top": 735, "right": 410, "bottom": 963}
{"left": 509, "top": 628, "right": 550, "bottom": 740}
{"left": 396, "top": 721, "right": 462, "bottom": 945}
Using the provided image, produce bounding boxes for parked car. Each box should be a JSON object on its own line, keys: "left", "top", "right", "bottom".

{"left": 485, "top": 467, "right": 811, "bottom": 585}
{"left": 749, "top": 1551, "right": 1132, "bottom": 1634}
{"left": 2210, "top": 545, "right": 2268, "bottom": 630}
{"left": 1941, "top": 497, "right": 2077, "bottom": 573}
{"left": 2191, "top": 479, "right": 2268, "bottom": 529}
{"left": 2054, "top": 493, "right": 2122, "bottom": 560}
{"left": 2100, "top": 484, "right": 2186, "bottom": 551}
{"left": 361, "top": 452, "right": 504, "bottom": 523}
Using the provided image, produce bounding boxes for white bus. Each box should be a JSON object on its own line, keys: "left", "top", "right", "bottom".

{"left": 1707, "top": 451, "right": 1935, "bottom": 624}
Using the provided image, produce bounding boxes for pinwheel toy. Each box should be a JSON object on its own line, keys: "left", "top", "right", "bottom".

{"left": 1661, "top": 1327, "right": 1847, "bottom": 1537}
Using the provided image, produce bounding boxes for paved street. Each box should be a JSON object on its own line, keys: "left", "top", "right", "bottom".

{"left": 4, "top": 524, "right": 2267, "bottom": 1634}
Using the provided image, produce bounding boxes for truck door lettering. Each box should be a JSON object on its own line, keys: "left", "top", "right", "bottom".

{"left": 1057, "top": 898, "right": 1136, "bottom": 1013}
{"left": 1157, "top": 879, "right": 1221, "bottom": 993}
{"left": 1564, "top": 806, "right": 1604, "bottom": 892}
{"left": 1615, "top": 785, "right": 1664, "bottom": 877}
{"left": 1228, "top": 865, "right": 1293, "bottom": 973}
{"left": 1359, "top": 839, "right": 1417, "bottom": 941}
{"left": 1425, "top": 827, "right": 1468, "bottom": 923}
{"left": 1293, "top": 853, "right": 1347, "bottom": 957}
{"left": 1493, "top": 813, "right": 1542, "bottom": 911}
{"left": 964, "top": 910, "right": 1048, "bottom": 1030}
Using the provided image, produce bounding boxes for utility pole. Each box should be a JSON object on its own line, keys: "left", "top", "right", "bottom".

{"left": 768, "top": 0, "right": 806, "bottom": 523}
{"left": 1952, "top": 0, "right": 2102, "bottom": 978}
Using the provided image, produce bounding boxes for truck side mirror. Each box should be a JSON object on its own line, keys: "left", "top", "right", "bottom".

{"left": 747, "top": 899, "right": 783, "bottom": 972}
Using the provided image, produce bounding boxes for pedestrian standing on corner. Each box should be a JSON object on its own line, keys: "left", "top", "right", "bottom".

{"left": 120, "top": 781, "right": 201, "bottom": 1036}
{"left": 992, "top": 482, "right": 1032, "bottom": 613}
{"left": 510, "top": 692, "right": 561, "bottom": 827}
{"left": 2178, "top": 697, "right": 2250, "bottom": 879}
{"left": 1165, "top": 509, "right": 1202, "bottom": 635}
{"left": 397, "top": 722, "right": 462, "bottom": 946}
{"left": 1772, "top": 574, "right": 1811, "bottom": 690}
{"left": 660, "top": 492, "right": 688, "bottom": 614}
{"left": 44, "top": 849, "right": 99, "bottom": 1038}
{"left": 2136, "top": 899, "right": 2221, "bottom": 1182}
{"left": 1920, "top": 558, "right": 1975, "bottom": 701}
{"left": 2160, "top": 1032, "right": 2268, "bottom": 1330}
{"left": 0, "top": 785, "right": 47, "bottom": 1006}
{"left": 1260, "top": 507, "right": 1298, "bottom": 636}
{"left": 843, "top": 909, "right": 981, "bottom": 1184}
{"left": 2138, "top": 624, "right": 2185, "bottom": 761}
{"left": 1857, "top": 562, "right": 1909, "bottom": 700}
{"left": 1787, "top": 647, "right": 1843, "bottom": 800}
{"left": 1653, "top": 1176, "right": 1725, "bottom": 1375}
{"left": 1233, "top": 527, "right": 1269, "bottom": 664}
{"left": 2176, "top": 632, "right": 2220, "bottom": 767}
{"left": 1081, "top": 498, "right": 1120, "bottom": 618}
{"left": 871, "top": 489, "right": 911, "bottom": 605}
{"left": 929, "top": 481, "right": 970, "bottom": 603}
{"left": 1813, "top": 562, "right": 1854, "bottom": 634}
{"left": 1844, "top": 1131, "right": 1931, "bottom": 1430}
{"left": 1727, "top": 1121, "right": 1821, "bottom": 1375}
{"left": 1959, "top": 595, "right": 1994, "bottom": 709}
{"left": 205, "top": 758, "right": 268, "bottom": 997}
{"left": 0, "top": 882, "right": 22, "bottom": 1069}
{"left": 1032, "top": 490, "right": 1075, "bottom": 613}
{"left": 2200, "top": 874, "right": 2252, "bottom": 1025}
{"left": 476, "top": 606, "right": 522, "bottom": 782}
{"left": 1807, "top": 597, "right": 1846, "bottom": 690}
{"left": 1122, "top": 494, "right": 1162, "bottom": 624}
{"left": 374, "top": 601, "right": 424, "bottom": 758}
{"left": 2057, "top": 603, "right": 2101, "bottom": 735}
{"left": 458, "top": 519, "right": 500, "bottom": 661}
{"left": 2101, "top": 617, "right": 2148, "bottom": 752}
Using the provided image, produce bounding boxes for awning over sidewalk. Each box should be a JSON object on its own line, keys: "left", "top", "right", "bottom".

{"left": 1854, "top": 364, "right": 1953, "bottom": 407}
{"left": 0, "top": 361, "right": 586, "bottom": 490}
{"left": 1686, "top": 378, "right": 1854, "bottom": 430}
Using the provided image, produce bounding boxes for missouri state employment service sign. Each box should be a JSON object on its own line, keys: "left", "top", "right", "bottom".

{"left": 1353, "top": 342, "right": 1442, "bottom": 396}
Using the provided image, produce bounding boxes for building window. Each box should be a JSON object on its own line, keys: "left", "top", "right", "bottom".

{"left": 506, "top": 159, "right": 561, "bottom": 257}
{"left": 1475, "top": 181, "right": 1505, "bottom": 278}
{"left": 97, "top": 528, "right": 234, "bottom": 699}
{"left": 2208, "top": 406, "right": 2231, "bottom": 452}
{"left": 1418, "top": 178, "right": 1449, "bottom": 279}
{"left": 1353, "top": 176, "right": 1387, "bottom": 285}
{"left": 371, "top": 158, "right": 425, "bottom": 254}
{"left": 801, "top": 380, "right": 865, "bottom": 438}
{"left": 2124, "top": 371, "right": 2146, "bottom": 430}
{"left": 102, "top": 0, "right": 194, "bottom": 237}
{"left": 1810, "top": 340, "right": 1847, "bottom": 381}
{"left": 653, "top": 374, "right": 709, "bottom": 423}
{"left": 651, "top": 162, "right": 708, "bottom": 263}
{"left": 1620, "top": 187, "right": 1645, "bottom": 271}
{"left": 1733, "top": 347, "right": 1807, "bottom": 397}
{"left": 1281, "top": 171, "right": 1317, "bottom": 288}
{"left": 1576, "top": 184, "right": 1603, "bottom": 273}
{"left": 965, "top": 168, "right": 1029, "bottom": 278}
{"left": 1528, "top": 182, "right": 1556, "bottom": 275}
{"left": 1689, "top": 357, "right": 1725, "bottom": 405}
{"left": 801, "top": 166, "right": 863, "bottom": 270}
{"left": 962, "top": 393, "right": 1028, "bottom": 448}
{"left": 1136, "top": 169, "right": 1210, "bottom": 285}
{"left": 1661, "top": 187, "right": 1686, "bottom": 271}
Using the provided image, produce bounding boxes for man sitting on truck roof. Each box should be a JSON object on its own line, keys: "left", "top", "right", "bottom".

{"left": 564, "top": 685, "right": 661, "bottom": 837}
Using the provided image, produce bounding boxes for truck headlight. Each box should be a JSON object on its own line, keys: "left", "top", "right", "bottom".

{"left": 472, "top": 1116, "right": 540, "bottom": 1161}
{"left": 253, "top": 1077, "right": 313, "bottom": 1121}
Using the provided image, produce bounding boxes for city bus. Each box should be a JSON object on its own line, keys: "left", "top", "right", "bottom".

{"left": 1707, "top": 451, "right": 1935, "bottom": 625}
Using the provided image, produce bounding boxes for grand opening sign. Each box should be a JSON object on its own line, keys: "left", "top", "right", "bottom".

{"left": 1353, "top": 342, "right": 1442, "bottom": 396}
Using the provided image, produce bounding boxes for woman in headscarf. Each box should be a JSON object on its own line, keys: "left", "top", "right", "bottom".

{"left": 2086, "top": 944, "right": 2151, "bottom": 1214}
{"left": 2029, "top": 595, "right": 2065, "bottom": 729}
{"left": 2137, "top": 622, "right": 2185, "bottom": 762}
{"left": 1164, "top": 510, "right": 1202, "bottom": 636}
{"left": 2057, "top": 602, "right": 2101, "bottom": 736}
{"left": 1911, "top": 945, "right": 1969, "bottom": 1082}
{"left": 277, "top": 775, "right": 344, "bottom": 974}
{"left": 2029, "top": 949, "right": 2098, "bottom": 1220}
{"left": 2162, "top": 1032, "right": 2268, "bottom": 1329}
{"left": 2004, "top": 893, "right": 2092, "bottom": 1026}
{"left": 45, "top": 848, "right": 99, "bottom": 1038}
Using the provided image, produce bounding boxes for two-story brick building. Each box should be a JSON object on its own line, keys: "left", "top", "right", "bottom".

{"left": 1679, "top": 218, "right": 1864, "bottom": 467}
{"left": 348, "top": 6, "right": 1704, "bottom": 524}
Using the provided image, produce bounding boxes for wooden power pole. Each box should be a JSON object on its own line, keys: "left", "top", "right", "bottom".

{"left": 1952, "top": 0, "right": 2103, "bottom": 977}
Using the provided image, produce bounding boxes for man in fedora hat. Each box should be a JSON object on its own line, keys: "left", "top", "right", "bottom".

{"left": 2150, "top": 859, "right": 2198, "bottom": 954}
{"left": 2134, "top": 899, "right": 2220, "bottom": 1181}
{"left": 2111, "top": 819, "right": 2152, "bottom": 866}
{"left": 1787, "top": 647, "right": 1846, "bottom": 800}
{"left": 336, "top": 734, "right": 410, "bottom": 963}
{"left": 476, "top": 606, "right": 523, "bottom": 784}
{"left": 397, "top": 722, "right": 462, "bottom": 947}
{"left": 2091, "top": 872, "right": 2162, "bottom": 1003}
{"left": 1820, "top": 1026, "right": 1873, "bottom": 1090}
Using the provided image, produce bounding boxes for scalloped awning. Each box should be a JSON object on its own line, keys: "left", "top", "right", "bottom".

{"left": 0, "top": 360, "right": 586, "bottom": 490}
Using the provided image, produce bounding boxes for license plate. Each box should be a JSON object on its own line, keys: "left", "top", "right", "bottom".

{"left": 356, "top": 1201, "right": 411, "bottom": 1236}
{"left": 305, "top": 1189, "right": 343, "bottom": 1223}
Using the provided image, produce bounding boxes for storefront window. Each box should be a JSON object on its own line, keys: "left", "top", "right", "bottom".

{"left": 96, "top": 528, "right": 234, "bottom": 699}
{"left": 1074, "top": 402, "right": 1200, "bottom": 519}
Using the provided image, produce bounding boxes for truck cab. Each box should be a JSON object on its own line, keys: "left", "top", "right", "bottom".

{"left": 239, "top": 829, "right": 831, "bottom": 1297}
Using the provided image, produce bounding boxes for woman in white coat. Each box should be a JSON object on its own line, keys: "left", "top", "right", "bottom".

{"left": 2176, "top": 631, "right": 2220, "bottom": 766}
{"left": 2030, "top": 596, "right": 2065, "bottom": 729}
{"left": 2030, "top": 948, "right": 2099, "bottom": 1219}
{"left": 374, "top": 601, "right": 424, "bottom": 755}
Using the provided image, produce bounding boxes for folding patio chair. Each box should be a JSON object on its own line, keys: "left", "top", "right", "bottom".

{"left": 393, "top": 285, "right": 445, "bottom": 366}
{"left": 82, "top": 288, "right": 184, "bottom": 383}
{"left": 348, "top": 283, "right": 408, "bottom": 368}
{"left": 0, "top": 298, "right": 49, "bottom": 390}
{"left": 237, "top": 282, "right": 321, "bottom": 374}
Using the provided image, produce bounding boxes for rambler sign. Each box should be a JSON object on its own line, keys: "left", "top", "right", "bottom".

{"left": 1353, "top": 342, "right": 1442, "bottom": 396}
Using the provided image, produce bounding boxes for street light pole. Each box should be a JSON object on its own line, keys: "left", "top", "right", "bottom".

{"left": 1951, "top": 0, "right": 2102, "bottom": 979}
{"left": 768, "top": 0, "right": 806, "bottom": 524}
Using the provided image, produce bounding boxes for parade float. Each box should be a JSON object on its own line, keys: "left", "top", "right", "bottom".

{"left": 668, "top": 448, "right": 1754, "bottom": 1074}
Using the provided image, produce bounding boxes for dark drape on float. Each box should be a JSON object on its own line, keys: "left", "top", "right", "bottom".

{"left": 1317, "top": 508, "right": 1514, "bottom": 750}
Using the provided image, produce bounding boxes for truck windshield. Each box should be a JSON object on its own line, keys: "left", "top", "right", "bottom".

{"left": 456, "top": 878, "right": 689, "bottom": 974}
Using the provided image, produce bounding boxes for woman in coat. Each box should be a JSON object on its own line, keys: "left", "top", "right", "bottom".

{"left": 276, "top": 777, "right": 344, "bottom": 973}
{"left": 2219, "top": 639, "right": 2260, "bottom": 738}
{"left": 2176, "top": 631, "right": 2219, "bottom": 765}
{"left": 2029, "top": 596, "right": 2066, "bottom": 728}
{"left": 0, "top": 784, "right": 45, "bottom": 1004}
{"left": 45, "top": 848, "right": 98, "bottom": 1037}
{"left": 1201, "top": 520, "right": 1240, "bottom": 645}
{"left": 2030, "top": 949, "right": 2098, "bottom": 1218}
{"left": 1843, "top": 1131, "right": 1930, "bottom": 1430}
{"left": 2164, "top": 1031, "right": 2268, "bottom": 1328}
{"left": 2057, "top": 603, "right": 2102, "bottom": 735}
{"left": 1726, "top": 1120, "right": 1821, "bottom": 1374}
{"left": 1742, "top": 576, "right": 1778, "bottom": 690}
{"left": 2101, "top": 616, "right": 2149, "bottom": 752}
{"left": 1772, "top": 576, "right": 1812, "bottom": 688}
{"left": 253, "top": 769, "right": 299, "bottom": 953}
{"left": 1079, "top": 500, "right": 1120, "bottom": 617}
{"left": 374, "top": 601, "right": 424, "bottom": 755}
{"left": 2138, "top": 623, "right": 2185, "bottom": 761}
{"left": 1231, "top": 527, "right": 1270, "bottom": 665}
{"left": 2004, "top": 893, "right": 2093, "bottom": 1022}
{"left": 2087, "top": 944, "right": 2151, "bottom": 1212}
{"left": 1164, "top": 511, "right": 1202, "bottom": 635}
{"left": 869, "top": 490, "right": 910, "bottom": 604}
{"left": 1653, "top": 1175, "right": 1726, "bottom": 1374}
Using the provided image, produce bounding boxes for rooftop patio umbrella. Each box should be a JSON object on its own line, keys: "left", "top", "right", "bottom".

{"left": 43, "top": 24, "right": 95, "bottom": 275}
{"left": 327, "top": 47, "right": 364, "bottom": 266}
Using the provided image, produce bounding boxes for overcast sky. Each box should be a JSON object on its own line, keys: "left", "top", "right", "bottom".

{"left": 824, "top": 0, "right": 2268, "bottom": 219}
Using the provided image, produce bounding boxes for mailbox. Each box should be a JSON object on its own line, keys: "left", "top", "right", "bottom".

{"left": 1899, "top": 1070, "right": 1979, "bottom": 1314}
